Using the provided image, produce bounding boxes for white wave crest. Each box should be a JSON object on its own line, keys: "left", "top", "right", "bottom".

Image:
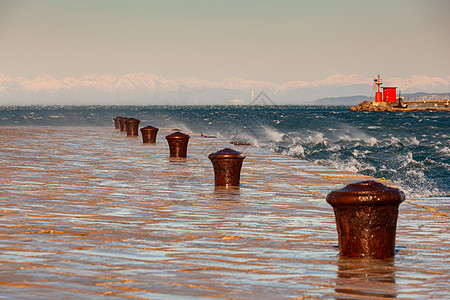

{"left": 395, "top": 169, "right": 443, "bottom": 198}
{"left": 333, "top": 131, "right": 378, "bottom": 146}
{"left": 352, "top": 149, "right": 370, "bottom": 157}
{"left": 305, "top": 132, "right": 326, "bottom": 145}
{"left": 316, "top": 155, "right": 376, "bottom": 174}
{"left": 262, "top": 126, "right": 285, "bottom": 143}
{"left": 283, "top": 144, "right": 305, "bottom": 158}
{"left": 436, "top": 145, "right": 450, "bottom": 157}
{"left": 406, "top": 137, "right": 420, "bottom": 146}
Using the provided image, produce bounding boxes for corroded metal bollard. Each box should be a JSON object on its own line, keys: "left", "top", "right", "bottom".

{"left": 140, "top": 125, "right": 159, "bottom": 143}
{"left": 125, "top": 118, "right": 140, "bottom": 136}
{"left": 113, "top": 116, "right": 123, "bottom": 129}
{"left": 326, "top": 180, "right": 405, "bottom": 259}
{"left": 118, "top": 117, "right": 128, "bottom": 131}
{"left": 165, "top": 131, "right": 190, "bottom": 158}
{"left": 208, "top": 148, "right": 246, "bottom": 187}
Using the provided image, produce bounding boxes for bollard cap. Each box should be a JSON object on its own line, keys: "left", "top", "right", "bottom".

{"left": 125, "top": 118, "right": 140, "bottom": 124}
{"left": 208, "top": 148, "right": 246, "bottom": 160}
{"left": 113, "top": 116, "right": 124, "bottom": 121}
{"left": 166, "top": 131, "right": 190, "bottom": 140}
{"left": 326, "top": 180, "right": 405, "bottom": 207}
{"left": 140, "top": 125, "right": 159, "bottom": 132}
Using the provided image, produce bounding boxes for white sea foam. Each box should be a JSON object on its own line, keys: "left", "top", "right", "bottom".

{"left": 352, "top": 149, "right": 370, "bottom": 157}
{"left": 335, "top": 134, "right": 354, "bottom": 142}
{"left": 216, "top": 129, "right": 259, "bottom": 147}
{"left": 332, "top": 128, "right": 378, "bottom": 146}
{"left": 316, "top": 155, "right": 376, "bottom": 174}
{"left": 389, "top": 136, "right": 402, "bottom": 146}
{"left": 305, "top": 132, "right": 326, "bottom": 145}
{"left": 407, "top": 137, "right": 420, "bottom": 146}
{"left": 366, "top": 137, "right": 379, "bottom": 146}
{"left": 262, "top": 125, "right": 285, "bottom": 143}
{"left": 284, "top": 144, "right": 305, "bottom": 158}
{"left": 395, "top": 169, "right": 442, "bottom": 198}
{"left": 399, "top": 152, "right": 427, "bottom": 169}
{"left": 436, "top": 145, "right": 450, "bottom": 157}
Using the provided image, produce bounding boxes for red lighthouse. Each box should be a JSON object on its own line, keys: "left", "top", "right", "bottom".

{"left": 374, "top": 75, "right": 397, "bottom": 102}
{"left": 374, "top": 75, "right": 383, "bottom": 102}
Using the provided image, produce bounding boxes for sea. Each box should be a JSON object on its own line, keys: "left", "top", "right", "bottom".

{"left": 1, "top": 105, "right": 448, "bottom": 199}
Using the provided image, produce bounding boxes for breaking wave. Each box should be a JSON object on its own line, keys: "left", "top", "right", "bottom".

{"left": 1, "top": 105, "right": 448, "bottom": 198}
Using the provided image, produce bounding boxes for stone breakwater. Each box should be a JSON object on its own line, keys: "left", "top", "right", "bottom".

{"left": 351, "top": 100, "right": 450, "bottom": 112}
{"left": 0, "top": 126, "right": 448, "bottom": 299}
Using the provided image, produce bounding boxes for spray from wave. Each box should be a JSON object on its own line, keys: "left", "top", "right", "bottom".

{"left": 1, "top": 105, "right": 448, "bottom": 198}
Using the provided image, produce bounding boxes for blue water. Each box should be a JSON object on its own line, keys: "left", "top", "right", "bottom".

{"left": 1, "top": 105, "right": 449, "bottom": 198}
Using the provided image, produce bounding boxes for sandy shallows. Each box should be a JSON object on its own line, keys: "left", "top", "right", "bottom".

{"left": 0, "top": 126, "right": 448, "bottom": 299}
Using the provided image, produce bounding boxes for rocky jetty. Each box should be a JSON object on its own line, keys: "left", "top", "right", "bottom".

{"left": 351, "top": 101, "right": 390, "bottom": 112}
{"left": 351, "top": 100, "right": 450, "bottom": 112}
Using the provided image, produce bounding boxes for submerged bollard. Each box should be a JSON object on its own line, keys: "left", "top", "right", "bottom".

{"left": 125, "top": 118, "right": 140, "bottom": 136}
{"left": 165, "top": 131, "right": 190, "bottom": 158}
{"left": 208, "top": 148, "right": 246, "bottom": 187}
{"left": 140, "top": 125, "right": 159, "bottom": 143}
{"left": 118, "top": 117, "right": 128, "bottom": 131}
{"left": 326, "top": 180, "right": 405, "bottom": 259}
{"left": 113, "top": 116, "right": 123, "bottom": 129}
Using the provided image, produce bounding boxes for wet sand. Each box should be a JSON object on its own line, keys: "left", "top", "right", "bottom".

{"left": 0, "top": 126, "right": 449, "bottom": 299}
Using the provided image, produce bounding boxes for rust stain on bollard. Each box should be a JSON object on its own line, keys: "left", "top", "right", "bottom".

{"left": 326, "top": 180, "right": 405, "bottom": 259}
{"left": 208, "top": 148, "right": 246, "bottom": 187}
{"left": 113, "top": 116, "right": 123, "bottom": 129}
{"left": 165, "top": 131, "right": 190, "bottom": 158}
{"left": 140, "top": 126, "right": 159, "bottom": 143}
{"left": 118, "top": 117, "right": 128, "bottom": 131}
{"left": 125, "top": 118, "right": 141, "bottom": 136}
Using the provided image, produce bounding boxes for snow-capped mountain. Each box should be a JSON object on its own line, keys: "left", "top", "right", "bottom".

{"left": 0, "top": 73, "right": 448, "bottom": 105}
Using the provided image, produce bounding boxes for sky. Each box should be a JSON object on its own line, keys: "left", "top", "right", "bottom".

{"left": 1, "top": 0, "right": 449, "bottom": 84}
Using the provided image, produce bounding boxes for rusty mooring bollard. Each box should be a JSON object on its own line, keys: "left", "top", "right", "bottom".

{"left": 165, "top": 131, "right": 190, "bottom": 158}
{"left": 326, "top": 180, "right": 405, "bottom": 259}
{"left": 140, "top": 125, "right": 159, "bottom": 143}
{"left": 118, "top": 117, "right": 128, "bottom": 131}
{"left": 125, "top": 118, "right": 140, "bottom": 136}
{"left": 113, "top": 116, "right": 123, "bottom": 129}
{"left": 208, "top": 148, "right": 246, "bottom": 187}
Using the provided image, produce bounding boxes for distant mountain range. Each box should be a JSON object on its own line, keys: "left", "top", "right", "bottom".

{"left": 0, "top": 73, "right": 449, "bottom": 105}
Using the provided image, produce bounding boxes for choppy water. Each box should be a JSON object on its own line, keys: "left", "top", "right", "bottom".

{"left": 1, "top": 105, "right": 449, "bottom": 198}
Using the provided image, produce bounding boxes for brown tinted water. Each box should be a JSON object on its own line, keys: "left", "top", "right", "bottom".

{"left": 0, "top": 127, "right": 448, "bottom": 299}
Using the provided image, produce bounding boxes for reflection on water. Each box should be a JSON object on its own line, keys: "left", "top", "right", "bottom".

{"left": 335, "top": 258, "right": 397, "bottom": 299}
{"left": 213, "top": 186, "right": 241, "bottom": 202}
{"left": 1, "top": 126, "right": 447, "bottom": 298}
{"left": 168, "top": 157, "right": 188, "bottom": 163}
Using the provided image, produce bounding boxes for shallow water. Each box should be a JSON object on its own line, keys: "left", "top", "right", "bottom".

{"left": 0, "top": 126, "right": 448, "bottom": 299}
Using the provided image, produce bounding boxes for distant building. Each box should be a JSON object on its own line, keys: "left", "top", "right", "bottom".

{"left": 229, "top": 99, "right": 245, "bottom": 105}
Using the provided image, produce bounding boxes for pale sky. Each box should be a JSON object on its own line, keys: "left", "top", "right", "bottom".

{"left": 0, "top": 0, "right": 449, "bottom": 83}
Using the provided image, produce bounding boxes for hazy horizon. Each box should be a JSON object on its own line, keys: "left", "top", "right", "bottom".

{"left": 1, "top": 0, "right": 449, "bottom": 105}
